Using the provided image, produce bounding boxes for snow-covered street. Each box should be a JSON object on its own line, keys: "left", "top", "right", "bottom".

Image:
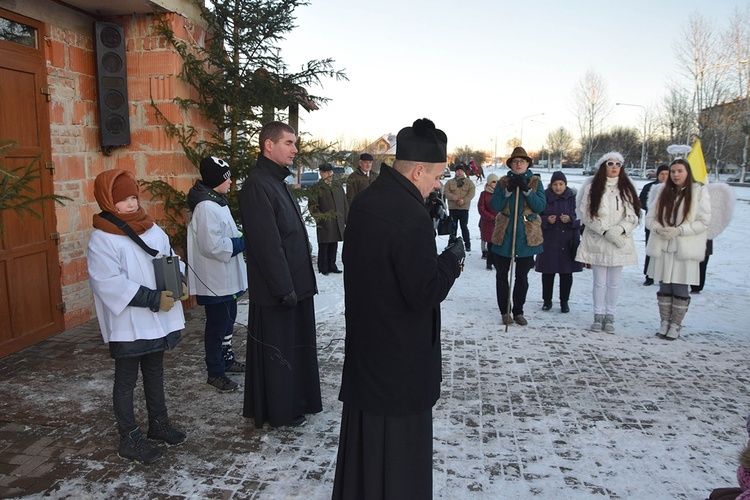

{"left": 1, "top": 168, "right": 748, "bottom": 499}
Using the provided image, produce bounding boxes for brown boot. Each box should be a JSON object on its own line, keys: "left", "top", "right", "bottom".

{"left": 502, "top": 314, "right": 513, "bottom": 325}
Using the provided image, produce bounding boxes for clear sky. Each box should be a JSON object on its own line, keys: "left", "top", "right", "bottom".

{"left": 279, "top": 0, "right": 743, "bottom": 157}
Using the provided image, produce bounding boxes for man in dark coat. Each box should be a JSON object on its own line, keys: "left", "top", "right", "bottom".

{"left": 345, "top": 153, "right": 378, "bottom": 204}
{"left": 238, "top": 121, "right": 322, "bottom": 429}
{"left": 309, "top": 163, "right": 348, "bottom": 275}
{"left": 332, "top": 119, "right": 465, "bottom": 499}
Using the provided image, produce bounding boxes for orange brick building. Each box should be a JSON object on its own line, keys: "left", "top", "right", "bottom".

{"left": 0, "top": 0, "right": 213, "bottom": 356}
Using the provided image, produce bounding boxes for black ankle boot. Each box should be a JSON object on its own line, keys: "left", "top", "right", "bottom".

{"left": 542, "top": 301, "right": 552, "bottom": 311}
{"left": 560, "top": 302, "right": 570, "bottom": 313}
{"left": 119, "top": 428, "right": 162, "bottom": 464}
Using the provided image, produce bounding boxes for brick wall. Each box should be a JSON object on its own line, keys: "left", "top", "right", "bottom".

{"left": 46, "top": 12, "right": 213, "bottom": 329}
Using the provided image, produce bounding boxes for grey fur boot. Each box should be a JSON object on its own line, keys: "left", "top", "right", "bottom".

{"left": 603, "top": 314, "right": 615, "bottom": 333}
{"left": 590, "top": 314, "right": 605, "bottom": 332}
{"left": 656, "top": 292, "right": 672, "bottom": 338}
{"left": 665, "top": 296, "right": 690, "bottom": 340}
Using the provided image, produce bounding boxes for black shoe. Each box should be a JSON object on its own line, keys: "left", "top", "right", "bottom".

{"left": 481, "top": 251, "right": 488, "bottom": 260}
{"left": 330, "top": 268, "right": 343, "bottom": 274}
{"left": 207, "top": 375, "right": 239, "bottom": 392}
{"left": 119, "top": 428, "right": 162, "bottom": 464}
{"left": 542, "top": 301, "right": 552, "bottom": 311}
{"left": 225, "top": 361, "right": 246, "bottom": 373}
{"left": 560, "top": 302, "right": 570, "bottom": 313}
{"left": 319, "top": 271, "right": 329, "bottom": 275}
{"left": 643, "top": 278, "right": 654, "bottom": 286}
{"left": 148, "top": 418, "right": 187, "bottom": 446}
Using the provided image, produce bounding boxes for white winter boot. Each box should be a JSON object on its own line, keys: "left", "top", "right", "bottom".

{"left": 665, "top": 296, "right": 690, "bottom": 341}
{"left": 656, "top": 293, "right": 672, "bottom": 338}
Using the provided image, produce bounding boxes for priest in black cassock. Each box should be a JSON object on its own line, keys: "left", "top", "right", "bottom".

{"left": 332, "top": 118, "right": 465, "bottom": 499}
{"left": 238, "top": 121, "right": 321, "bottom": 429}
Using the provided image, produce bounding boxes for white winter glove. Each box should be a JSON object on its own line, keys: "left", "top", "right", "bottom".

{"left": 604, "top": 227, "right": 626, "bottom": 248}
{"left": 657, "top": 226, "right": 680, "bottom": 240}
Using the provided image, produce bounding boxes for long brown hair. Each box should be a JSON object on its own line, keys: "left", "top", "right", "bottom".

{"left": 656, "top": 158, "right": 695, "bottom": 227}
{"left": 587, "top": 162, "right": 641, "bottom": 219}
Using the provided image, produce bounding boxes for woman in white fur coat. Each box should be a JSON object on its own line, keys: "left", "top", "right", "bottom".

{"left": 575, "top": 152, "right": 642, "bottom": 333}
{"left": 646, "top": 158, "right": 711, "bottom": 340}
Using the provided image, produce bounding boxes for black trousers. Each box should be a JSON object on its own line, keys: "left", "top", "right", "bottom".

{"left": 495, "top": 255, "right": 534, "bottom": 315}
{"left": 451, "top": 209, "right": 470, "bottom": 249}
{"left": 542, "top": 273, "right": 573, "bottom": 303}
{"left": 691, "top": 254, "right": 710, "bottom": 292}
{"left": 113, "top": 351, "right": 166, "bottom": 437}
{"left": 318, "top": 242, "right": 339, "bottom": 273}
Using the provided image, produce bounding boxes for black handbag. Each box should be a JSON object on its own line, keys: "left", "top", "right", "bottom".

{"left": 98, "top": 211, "right": 183, "bottom": 298}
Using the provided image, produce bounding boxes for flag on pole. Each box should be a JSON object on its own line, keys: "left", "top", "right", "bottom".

{"left": 687, "top": 139, "right": 708, "bottom": 184}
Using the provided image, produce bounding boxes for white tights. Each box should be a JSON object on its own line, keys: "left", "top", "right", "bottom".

{"left": 591, "top": 265, "right": 623, "bottom": 315}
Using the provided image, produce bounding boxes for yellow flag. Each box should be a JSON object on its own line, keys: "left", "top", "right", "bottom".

{"left": 687, "top": 139, "right": 708, "bottom": 184}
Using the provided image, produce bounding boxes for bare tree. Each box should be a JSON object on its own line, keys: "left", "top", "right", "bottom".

{"left": 545, "top": 127, "right": 575, "bottom": 167}
{"left": 572, "top": 69, "right": 611, "bottom": 167}
{"left": 659, "top": 84, "right": 693, "bottom": 145}
{"left": 722, "top": 5, "right": 750, "bottom": 178}
{"left": 674, "top": 12, "right": 730, "bottom": 142}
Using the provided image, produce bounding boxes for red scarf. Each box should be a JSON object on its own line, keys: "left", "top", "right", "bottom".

{"left": 92, "top": 169, "right": 153, "bottom": 235}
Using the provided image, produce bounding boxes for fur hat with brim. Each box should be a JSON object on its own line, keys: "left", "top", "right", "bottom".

{"left": 595, "top": 151, "right": 625, "bottom": 169}
{"left": 507, "top": 146, "right": 532, "bottom": 165}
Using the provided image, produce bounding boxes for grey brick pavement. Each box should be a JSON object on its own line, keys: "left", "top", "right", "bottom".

{"left": 0, "top": 300, "right": 748, "bottom": 499}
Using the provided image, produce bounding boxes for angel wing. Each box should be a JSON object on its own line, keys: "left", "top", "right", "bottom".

{"left": 705, "top": 183, "right": 735, "bottom": 240}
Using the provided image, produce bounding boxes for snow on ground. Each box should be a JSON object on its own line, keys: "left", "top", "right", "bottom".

{"left": 298, "top": 167, "right": 750, "bottom": 498}
{"left": 11, "top": 167, "right": 748, "bottom": 499}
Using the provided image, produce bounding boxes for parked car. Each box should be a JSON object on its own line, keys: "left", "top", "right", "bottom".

{"left": 332, "top": 165, "right": 353, "bottom": 183}
{"left": 624, "top": 167, "right": 641, "bottom": 177}
{"left": 645, "top": 169, "right": 657, "bottom": 179}
{"left": 443, "top": 166, "right": 452, "bottom": 179}
{"left": 728, "top": 172, "right": 750, "bottom": 183}
{"left": 299, "top": 171, "right": 320, "bottom": 187}
{"left": 582, "top": 165, "right": 597, "bottom": 175}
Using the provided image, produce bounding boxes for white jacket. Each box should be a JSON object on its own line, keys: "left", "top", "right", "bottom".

{"left": 575, "top": 176, "right": 639, "bottom": 267}
{"left": 87, "top": 225, "right": 186, "bottom": 343}
{"left": 187, "top": 200, "right": 248, "bottom": 297}
{"left": 645, "top": 183, "right": 711, "bottom": 262}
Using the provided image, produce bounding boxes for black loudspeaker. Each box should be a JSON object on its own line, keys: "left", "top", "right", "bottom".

{"left": 94, "top": 22, "right": 130, "bottom": 148}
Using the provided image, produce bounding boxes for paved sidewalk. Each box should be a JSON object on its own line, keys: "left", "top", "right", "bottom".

{"left": 1, "top": 295, "right": 748, "bottom": 498}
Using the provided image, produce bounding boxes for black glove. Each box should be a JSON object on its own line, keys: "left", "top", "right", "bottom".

{"left": 280, "top": 290, "right": 297, "bottom": 308}
{"left": 511, "top": 175, "right": 529, "bottom": 193}
{"left": 443, "top": 237, "right": 466, "bottom": 269}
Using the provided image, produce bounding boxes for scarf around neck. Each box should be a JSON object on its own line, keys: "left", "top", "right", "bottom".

{"left": 92, "top": 169, "right": 154, "bottom": 236}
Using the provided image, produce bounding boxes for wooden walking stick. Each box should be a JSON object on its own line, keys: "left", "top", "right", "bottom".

{"left": 505, "top": 184, "right": 521, "bottom": 333}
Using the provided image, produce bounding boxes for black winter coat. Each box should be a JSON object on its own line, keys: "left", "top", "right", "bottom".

{"left": 339, "top": 165, "right": 461, "bottom": 417}
{"left": 239, "top": 155, "right": 317, "bottom": 306}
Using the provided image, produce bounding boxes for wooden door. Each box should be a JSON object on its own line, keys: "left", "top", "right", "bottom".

{"left": 0, "top": 9, "right": 64, "bottom": 357}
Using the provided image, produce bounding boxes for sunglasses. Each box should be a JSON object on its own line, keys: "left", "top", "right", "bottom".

{"left": 606, "top": 161, "right": 622, "bottom": 167}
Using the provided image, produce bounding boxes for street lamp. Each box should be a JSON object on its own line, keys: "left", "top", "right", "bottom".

{"left": 616, "top": 102, "right": 647, "bottom": 175}
{"left": 520, "top": 113, "right": 544, "bottom": 144}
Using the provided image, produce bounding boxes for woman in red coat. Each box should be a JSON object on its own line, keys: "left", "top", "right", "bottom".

{"left": 478, "top": 173, "right": 499, "bottom": 270}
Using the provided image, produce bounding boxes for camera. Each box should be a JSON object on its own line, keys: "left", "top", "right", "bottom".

{"left": 427, "top": 191, "right": 446, "bottom": 220}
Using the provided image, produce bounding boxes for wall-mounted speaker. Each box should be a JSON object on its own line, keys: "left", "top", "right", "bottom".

{"left": 94, "top": 22, "right": 130, "bottom": 148}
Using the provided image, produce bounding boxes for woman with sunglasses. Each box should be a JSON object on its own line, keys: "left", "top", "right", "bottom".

{"left": 575, "top": 152, "right": 641, "bottom": 333}
{"left": 645, "top": 158, "right": 711, "bottom": 340}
